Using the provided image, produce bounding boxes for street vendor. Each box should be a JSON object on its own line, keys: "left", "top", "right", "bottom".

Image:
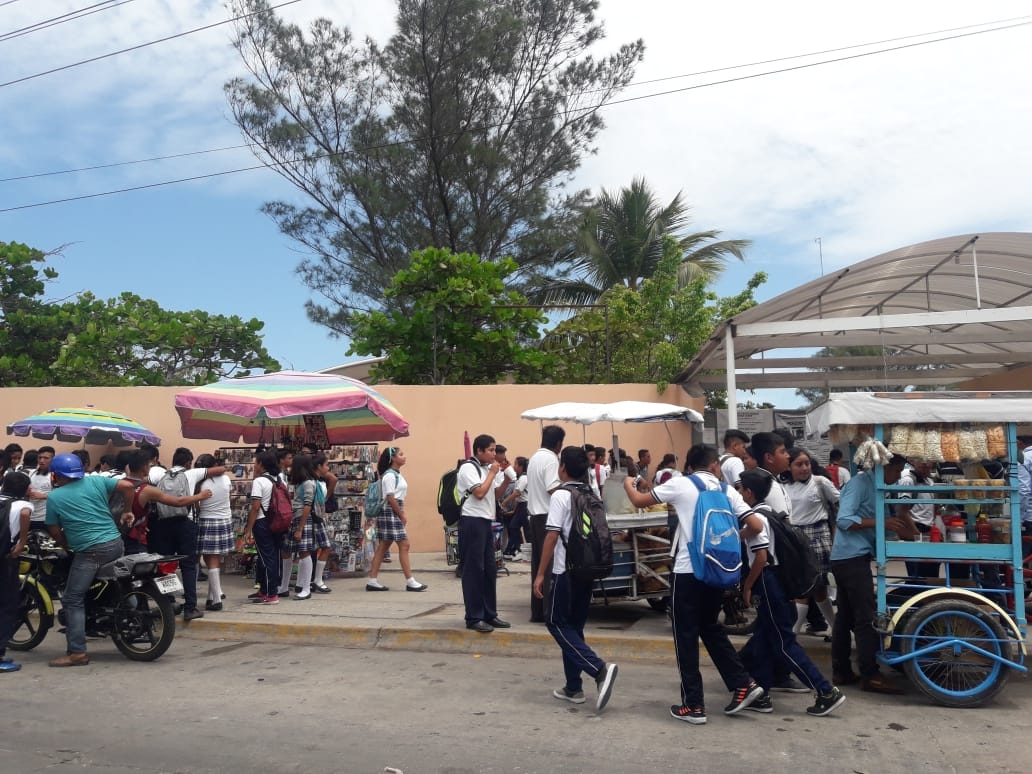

{"left": 829, "top": 452, "right": 918, "bottom": 694}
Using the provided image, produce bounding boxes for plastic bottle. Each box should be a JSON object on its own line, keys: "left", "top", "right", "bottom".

{"left": 929, "top": 525, "right": 943, "bottom": 543}
{"left": 976, "top": 514, "right": 992, "bottom": 544}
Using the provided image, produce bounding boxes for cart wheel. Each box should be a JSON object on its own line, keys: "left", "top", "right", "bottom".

{"left": 899, "top": 599, "right": 1014, "bottom": 708}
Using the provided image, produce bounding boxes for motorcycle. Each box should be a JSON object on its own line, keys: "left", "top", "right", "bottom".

{"left": 12, "top": 533, "right": 184, "bottom": 661}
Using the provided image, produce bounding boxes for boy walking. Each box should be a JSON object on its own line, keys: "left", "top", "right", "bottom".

{"left": 533, "top": 446, "right": 618, "bottom": 712}
{"left": 736, "top": 469, "right": 846, "bottom": 716}
{"left": 624, "top": 444, "right": 762, "bottom": 724}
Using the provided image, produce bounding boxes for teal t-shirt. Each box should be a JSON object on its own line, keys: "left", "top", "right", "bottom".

{"left": 830, "top": 470, "right": 877, "bottom": 561}
{"left": 45, "top": 475, "right": 121, "bottom": 552}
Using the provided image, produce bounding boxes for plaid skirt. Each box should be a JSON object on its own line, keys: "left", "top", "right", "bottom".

{"left": 312, "top": 517, "right": 331, "bottom": 549}
{"left": 798, "top": 520, "right": 832, "bottom": 575}
{"left": 376, "top": 501, "right": 408, "bottom": 543}
{"left": 196, "top": 518, "right": 234, "bottom": 555}
{"left": 283, "top": 514, "right": 316, "bottom": 553}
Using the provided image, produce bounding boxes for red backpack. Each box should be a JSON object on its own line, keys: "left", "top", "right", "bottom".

{"left": 262, "top": 474, "right": 294, "bottom": 534}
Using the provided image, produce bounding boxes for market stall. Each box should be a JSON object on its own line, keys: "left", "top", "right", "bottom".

{"left": 521, "top": 401, "right": 702, "bottom": 607}
{"left": 806, "top": 391, "right": 1029, "bottom": 707}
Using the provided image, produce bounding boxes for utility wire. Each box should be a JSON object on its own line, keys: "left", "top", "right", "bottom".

{"left": 1, "top": 15, "right": 1029, "bottom": 213}
{"left": 3, "top": 11, "right": 1027, "bottom": 183}
{"left": 0, "top": 0, "right": 302, "bottom": 89}
{"left": 0, "top": 1, "right": 134, "bottom": 44}
{"left": 0, "top": 0, "right": 29, "bottom": 7}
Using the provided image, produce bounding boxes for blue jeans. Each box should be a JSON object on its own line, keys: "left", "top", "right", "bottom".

{"left": 748, "top": 568, "right": 832, "bottom": 694}
{"left": 64, "top": 538, "right": 123, "bottom": 654}
{"left": 544, "top": 572, "right": 604, "bottom": 692}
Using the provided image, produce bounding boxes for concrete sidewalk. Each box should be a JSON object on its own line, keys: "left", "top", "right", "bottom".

{"left": 178, "top": 553, "right": 832, "bottom": 665}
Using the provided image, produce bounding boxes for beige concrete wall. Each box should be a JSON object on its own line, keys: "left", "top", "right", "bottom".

{"left": 1, "top": 384, "right": 701, "bottom": 551}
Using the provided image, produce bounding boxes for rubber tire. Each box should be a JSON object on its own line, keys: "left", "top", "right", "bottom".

{"left": 7, "top": 580, "right": 53, "bottom": 651}
{"left": 718, "top": 586, "right": 758, "bottom": 636}
{"left": 900, "top": 599, "right": 1014, "bottom": 708}
{"left": 111, "top": 583, "right": 176, "bottom": 662}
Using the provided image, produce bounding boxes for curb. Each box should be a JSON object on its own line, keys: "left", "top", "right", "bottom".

{"left": 179, "top": 619, "right": 679, "bottom": 664}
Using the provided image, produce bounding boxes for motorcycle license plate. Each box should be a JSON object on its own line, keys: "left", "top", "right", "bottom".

{"left": 155, "top": 574, "right": 183, "bottom": 595}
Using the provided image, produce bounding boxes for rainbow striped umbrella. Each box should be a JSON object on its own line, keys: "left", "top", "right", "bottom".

{"left": 6, "top": 407, "right": 161, "bottom": 447}
{"left": 173, "top": 371, "right": 409, "bottom": 444}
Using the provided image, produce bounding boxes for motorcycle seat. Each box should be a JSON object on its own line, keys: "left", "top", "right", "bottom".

{"left": 96, "top": 553, "right": 166, "bottom": 580}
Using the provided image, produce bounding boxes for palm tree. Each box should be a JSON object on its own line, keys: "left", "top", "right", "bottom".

{"left": 531, "top": 177, "right": 750, "bottom": 305}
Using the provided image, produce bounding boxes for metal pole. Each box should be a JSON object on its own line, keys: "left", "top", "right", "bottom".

{"left": 725, "top": 325, "right": 738, "bottom": 429}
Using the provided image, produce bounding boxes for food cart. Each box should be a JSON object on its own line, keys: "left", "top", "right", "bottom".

{"left": 521, "top": 401, "right": 702, "bottom": 608}
{"left": 806, "top": 392, "right": 1029, "bottom": 706}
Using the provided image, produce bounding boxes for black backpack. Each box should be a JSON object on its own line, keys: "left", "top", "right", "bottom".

{"left": 558, "top": 482, "right": 613, "bottom": 581}
{"left": 0, "top": 495, "right": 15, "bottom": 553}
{"left": 437, "top": 460, "right": 476, "bottom": 526}
{"left": 754, "top": 504, "right": 822, "bottom": 599}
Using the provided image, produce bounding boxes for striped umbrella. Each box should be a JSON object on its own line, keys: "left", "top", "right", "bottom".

{"left": 173, "top": 371, "right": 409, "bottom": 444}
{"left": 6, "top": 407, "right": 161, "bottom": 447}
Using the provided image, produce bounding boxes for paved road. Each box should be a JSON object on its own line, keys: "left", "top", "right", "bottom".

{"left": 5, "top": 636, "right": 1031, "bottom": 774}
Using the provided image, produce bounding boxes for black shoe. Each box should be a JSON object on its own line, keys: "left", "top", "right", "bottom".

{"left": 365, "top": 583, "right": 390, "bottom": 592}
{"left": 467, "top": 621, "right": 494, "bottom": 633}
{"left": 670, "top": 705, "right": 707, "bottom": 725}
{"left": 724, "top": 681, "right": 763, "bottom": 715}
{"left": 596, "top": 663, "right": 618, "bottom": 712}
{"left": 807, "top": 687, "right": 846, "bottom": 716}
{"left": 770, "top": 676, "right": 810, "bottom": 693}
{"left": 247, "top": 591, "right": 263, "bottom": 600}
{"left": 487, "top": 618, "right": 511, "bottom": 629}
{"left": 183, "top": 608, "right": 204, "bottom": 622}
{"left": 204, "top": 601, "right": 223, "bottom": 612}
{"left": 744, "top": 691, "right": 773, "bottom": 713}
{"left": 312, "top": 584, "right": 332, "bottom": 594}
{"left": 294, "top": 585, "right": 306, "bottom": 593}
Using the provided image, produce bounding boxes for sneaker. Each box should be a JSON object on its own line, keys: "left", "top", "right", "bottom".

{"left": 553, "top": 686, "right": 586, "bottom": 704}
{"left": 595, "top": 663, "right": 618, "bottom": 712}
{"left": 724, "top": 681, "right": 764, "bottom": 715}
{"left": 0, "top": 661, "right": 22, "bottom": 673}
{"left": 262, "top": 594, "right": 280, "bottom": 605}
{"left": 770, "top": 675, "right": 810, "bottom": 693}
{"left": 247, "top": 591, "right": 263, "bottom": 600}
{"left": 804, "top": 624, "right": 830, "bottom": 637}
{"left": 670, "top": 705, "right": 707, "bottom": 724}
{"left": 807, "top": 687, "right": 846, "bottom": 716}
{"left": 744, "top": 691, "right": 773, "bottom": 713}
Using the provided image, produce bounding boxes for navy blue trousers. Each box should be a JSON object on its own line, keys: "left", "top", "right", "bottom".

{"left": 459, "top": 516, "right": 497, "bottom": 625}
{"left": 544, "top": 572, "right": 604, "bottom": 693}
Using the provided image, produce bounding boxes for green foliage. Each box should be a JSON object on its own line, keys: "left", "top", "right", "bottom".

{"left": 0, "top": 242, "right": 280, "bottom": 386}
{"left": 347, "top": 247, "right": 552, "bottom": 384}
{"left": 542, "top": 240, "right": 766, "bottom": 388}
{"left": 226, "top": 0, "right": 643, "bottom": 335}
{"left": 794, "top": 346, "right": 930, "bottom": 408}
{"left": 530, "top": 177, "right": 750, "bottom": 305}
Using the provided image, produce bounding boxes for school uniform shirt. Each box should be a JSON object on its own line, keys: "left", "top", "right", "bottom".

{"left": 762, "top": 473, "right": 793, "bottom": 519}
{"left": 544, "top": 487, "right": 575, "bottom": 574}
{"left": 28, "top": 469, "right": 51, "bottom": 524}
{"left": 381, "top": 469, "right": 408, "bottom": 502}
{"left": 515, "top": 474, "right": 529, "bottom": 503}
{"left": 785, "top": 475, "right": 839, "bottom": 527}
{"left": 898, "top": 468, "right": 935, "bottom": 527}
{"left": 720, "top": 454, "right": 745, "bottom": 486}
{"left": 196, "top": 474, "right": 233, "bottom": 521}
{"left": 653, "top": 468, "right": 682, "bottom": 486}
{"left": 6, "top": 498, "right": 31, "bottom": 545}
{"left": 147, "top": 464, "right": 168, "bottom": 486}
{"left": 650, "top": 471, "right": 751, "bottom": 575}
{"left": 743, "top": 508, "right": 775, "bottom": 569}
{"left": 526, "top": 448, "right": 560, "bottom": 515}
{"left": 830, "top": 471, "right": 878, "bottom": 561}
{"left": 250, "top": 475, "right": 274, "bottom": 516}
{"left": 458, "top": 460, "right": 495, "bottom": 520}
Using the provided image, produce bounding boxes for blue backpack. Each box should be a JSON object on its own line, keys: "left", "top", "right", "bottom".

{"left": 685, "top": 474, "right": 742, "bottom": 587}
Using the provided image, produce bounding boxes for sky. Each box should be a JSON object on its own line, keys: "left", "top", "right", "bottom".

{"left": 2, "top": 0, "right": 1031, "bottom": 408}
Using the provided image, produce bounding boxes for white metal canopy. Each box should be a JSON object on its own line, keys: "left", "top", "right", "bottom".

{"left": 675, "top": 233, "right": 1032, "bottom": 425}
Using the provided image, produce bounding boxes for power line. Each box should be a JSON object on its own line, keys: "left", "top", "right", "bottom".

{"left": 1, "top": 15, "right": 1029, "bottom": 214}
{"left": 3, "top": 12, "right": 1028, "bottom": 184}
{"left": 0, "top": 0, "right": 302, "bottom": 89}
{"left": 0, "top": 0, "right": 29, "bottom": 7}
{"left": 0, "top": 1, "right": 134, "bottom": 44}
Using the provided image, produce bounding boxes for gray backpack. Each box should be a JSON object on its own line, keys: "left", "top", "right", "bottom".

{"left": 154, "top": 469, "right": 192, "bottom": 520}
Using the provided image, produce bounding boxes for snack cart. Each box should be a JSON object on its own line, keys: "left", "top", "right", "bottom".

{"left": 521, "top": 401, "right": 702, "bottom": 608}
{"left": 806, "top": 392, "right": 1029, "bottom": 707}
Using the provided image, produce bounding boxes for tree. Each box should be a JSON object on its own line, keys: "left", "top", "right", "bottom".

{"left": 530, "top": 177, "right": 751, "bottom": 305}
{"left": 347, "top": 247, "right": 552, "bottom": 384}
{"left": 0, "top": 242, "right": 280, "bottom": 386}
{"left": 225, "top": 0, "right": 644, "bottom": 335}
{"left": 541, "top": 236, "right": 766, "bottom": 389}
{"left": 794, "top": 346, "right": 941, "bottom": 409}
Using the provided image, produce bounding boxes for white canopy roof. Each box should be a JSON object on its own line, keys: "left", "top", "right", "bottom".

{"left": 805, "top": 391, "right": 1032, "bottom": 434}
{"left": 521, "top": 401, "right": 703, "bottom": 425}
{"left": 676, "top": 232, "right": 1032, "bottom": 393}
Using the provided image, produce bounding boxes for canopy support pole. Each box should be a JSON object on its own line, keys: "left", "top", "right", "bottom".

{"left": 725, "top": 326, "right": 738, "bottom": 429}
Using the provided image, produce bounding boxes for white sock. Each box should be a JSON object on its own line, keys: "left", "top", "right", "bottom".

{"left": 793, "top": 602, "right": 809, "bottom": 634}
{"left": 367, "top": 577, "right": 385, "bottom": 588}
{"left": 314, "top": 560, "right": 327, "bottom": 587}
{"left": 296, "top": 555, "right": 313, "bottom": 594}
{"left": 406, "top": 576, "right": 422, "bottom": 588}
{"left": 207, "top": 568, "right": 222, "bottom": 602}
{"left": 279, "top": 557, "right": 293, "bottom": 594}
{"left": 817, "top": 597, "right": 836, "bottom": 628}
